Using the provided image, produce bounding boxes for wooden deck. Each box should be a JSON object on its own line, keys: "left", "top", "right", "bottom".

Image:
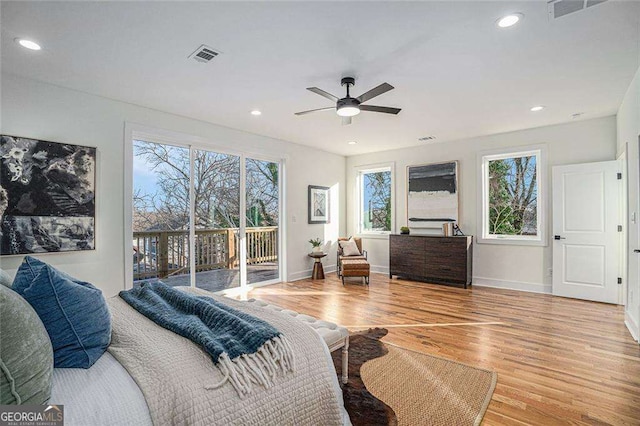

{"left": 136, "top": 263, "right": 278, "bottom": 292}
{"left": 244, "top": 273, "right": 640, "bottom": 425}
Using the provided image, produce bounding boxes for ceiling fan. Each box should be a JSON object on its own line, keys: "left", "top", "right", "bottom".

{"left": 295, "top": 77, "right": 401, "bottom": 125}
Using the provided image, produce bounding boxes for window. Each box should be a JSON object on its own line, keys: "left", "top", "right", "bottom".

{"left": 478, "top": 146, "right": 546, "bottom": 245}
{"left": 357, "top": 164, "right": 394, "bottom": 235}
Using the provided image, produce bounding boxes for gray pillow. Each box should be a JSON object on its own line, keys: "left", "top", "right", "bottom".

{"left": 0, "top": 285, "right": 53, "bottom": 404}
{"left": 0, "top": 268, "right": 12, "bottom": 288}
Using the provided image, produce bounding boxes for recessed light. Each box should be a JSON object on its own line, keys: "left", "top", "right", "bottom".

{"left": 496, "top": 13, "right": 523, "bottom": 28}
{"left": 250, "top": 110, "right": 262, "bottom": 116}
{"left": 15, "top": 38, "right": 41, "bottom": 51}
{"left": 530, "top": 106, "right": 545, "bottom": 112}
{"left": 347, "top": 141, "right": 357, "bottom": 145}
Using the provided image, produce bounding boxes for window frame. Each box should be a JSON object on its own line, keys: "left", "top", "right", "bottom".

{"left": 355, "top": 162, "right": 395, "bottom": 237}
{"left": 477, "top": 145, "right": 547, "bottom": 246}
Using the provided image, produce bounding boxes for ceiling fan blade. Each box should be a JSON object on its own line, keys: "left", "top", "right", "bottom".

{"left": 307, "top": 87, "right": 339, "bottom": 102}
{"left": 360, "top": 105, "right": 401, "bottom": 115}
{"left": 356, "top": 83, "right": 394, "bottom": 103}
{"left": 294, "top": 106, "right": 335, "bottom": 116}
{"left": 342, "top": 116, "right": 352, "bottom": 126}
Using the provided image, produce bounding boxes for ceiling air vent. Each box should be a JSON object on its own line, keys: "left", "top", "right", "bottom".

{"left": 547, "top": 0, "right": 608, "bottom": 19}
{"left": 189, "top": 45, "right": 220, "bottom": 63}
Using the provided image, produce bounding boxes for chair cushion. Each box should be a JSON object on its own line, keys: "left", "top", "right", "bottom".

{"left": 341, "top": 258, "right": 370, "bottom": 265}
{"left": 13, "top": 256, "right": 111, "bottom": 369}
{"left": 339, "top": 255, "right": 366, "bottom": 261}
{"left": 341, "top": 259, "right": 371, "bottom": 278}
{"left": 0, "top": 285, "right": 53, "bottom": 404}
{"left": 339, "top": 238, "right": 361, "bottom": 256}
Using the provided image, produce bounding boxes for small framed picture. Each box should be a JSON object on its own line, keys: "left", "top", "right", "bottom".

{"left": 308, "top": 185, "right": 330, "bottom": 224}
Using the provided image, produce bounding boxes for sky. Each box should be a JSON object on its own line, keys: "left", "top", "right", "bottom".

{"left": 133, "top": 151, "right": 160, "bottom": 197}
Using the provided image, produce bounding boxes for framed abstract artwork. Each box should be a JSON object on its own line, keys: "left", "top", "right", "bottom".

{"left": 308, "top": 185, "right": 329, "bottom": 224}
{"left": 0, "top": 135, "right": 96, "bottom": 255}
{"left": 407, "top": 161, "right": 458, "bottom": 232}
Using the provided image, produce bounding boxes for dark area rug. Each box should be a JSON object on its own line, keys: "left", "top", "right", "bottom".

{"left": 331, "top": 328, "right": 397, "bottom": 426}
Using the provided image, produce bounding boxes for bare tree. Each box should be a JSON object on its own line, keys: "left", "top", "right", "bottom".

{"left": 133, "top": 142, "right": 279, "bottom": 231}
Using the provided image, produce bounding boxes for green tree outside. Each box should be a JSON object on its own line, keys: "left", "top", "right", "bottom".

{"left": 488, "top": 156, "right": 537, "bottom": 236}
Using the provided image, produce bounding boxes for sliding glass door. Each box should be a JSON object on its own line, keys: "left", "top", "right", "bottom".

{"left": 132, "top": 138, "right": 282, "bottom": 291}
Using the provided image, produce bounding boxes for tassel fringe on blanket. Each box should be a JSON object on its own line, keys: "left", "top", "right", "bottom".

{"left": 119, "top": 281, "right": 295, "bottom": 397}
{"left": 206, "top": 335, "right": 295, "bottom": 397}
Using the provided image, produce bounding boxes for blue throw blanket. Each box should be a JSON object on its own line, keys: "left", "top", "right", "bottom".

{"left": 119, "top": 281, "right": 294, "bottom": 396}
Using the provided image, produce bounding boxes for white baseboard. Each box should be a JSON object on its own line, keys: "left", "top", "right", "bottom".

{"left": 287, "top": 269, "right": 312, "bottom": 282}
{"left": 473, "top": 277, "right": 551, "bottom": 294}
{"left": 625, "top": 311, "right": 639, "bottom": 342}
{"left": 288, "top": 265, "right": 337, "bottom": 282}
{"left": 370, "top": 264, "right": 389, "bottom": 275}
{"left": 288, "top": 265, "right": 389, "bottom": 282}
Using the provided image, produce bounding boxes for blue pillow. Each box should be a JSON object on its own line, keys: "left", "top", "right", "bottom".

{"left": 13, "top": 257, "right": 111, "bottom": 368}
{"left": 12, "top": 256, "right": 47, "bottom": 293}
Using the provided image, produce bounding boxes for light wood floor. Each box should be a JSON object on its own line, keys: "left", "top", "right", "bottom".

{"left": 245, "top": 273, "right": 640, "bottom": 425}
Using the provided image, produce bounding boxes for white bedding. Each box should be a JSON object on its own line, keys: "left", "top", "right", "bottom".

{"left": 50, "top": 292, "right": 350, "bottom": 426}
{"left": 49, "top": 352, "right": 152, "bottom": 426}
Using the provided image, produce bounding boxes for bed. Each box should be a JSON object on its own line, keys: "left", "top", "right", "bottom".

{"left": 49, "top": 287, "right": 350, "bottom": 426}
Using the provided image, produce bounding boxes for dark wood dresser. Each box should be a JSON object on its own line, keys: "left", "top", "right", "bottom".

{"left": 389, "top": 234, "right": 473, "bottom": 288}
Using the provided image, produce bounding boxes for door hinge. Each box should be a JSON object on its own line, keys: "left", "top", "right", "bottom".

{"left": 618, "top": 277, "right": 623, "bottom": 284}
{"left": 617, "top": 172, "right": 622, "bottom": 180}
{"left": 618, "top": 225, "right": 623, "bottom": 232}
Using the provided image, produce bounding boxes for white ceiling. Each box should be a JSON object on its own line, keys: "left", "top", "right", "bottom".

{"left": 2, "top": 1, "right": 639, "bottom": 156}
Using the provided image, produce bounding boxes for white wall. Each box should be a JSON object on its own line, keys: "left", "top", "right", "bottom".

{"left": 0, "top": 73, "right": 346, "bottom": 296}
{"left": 617, "top": 67, "right": 640, "bottom": 340}
{"left": 346, "top": 116, "right": 617, "bottom": 293}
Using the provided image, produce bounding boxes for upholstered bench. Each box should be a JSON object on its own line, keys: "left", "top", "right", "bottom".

{"left": 246, "top": 299, "right": 350, "bottom": 384}
{"left": 340, "top": 258, "right": 370, "bottom": 285}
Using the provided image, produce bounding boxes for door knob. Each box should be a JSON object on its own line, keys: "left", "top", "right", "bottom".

{"left": 634, "top": 249, "right": 640, "bottom": 253}
{"left": 554, "top": 235, "right": 566, "bottom": 240}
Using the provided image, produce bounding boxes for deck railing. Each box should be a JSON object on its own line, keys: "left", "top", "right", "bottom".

{"left": 133, "top": 227, "right": 278, "bottom": 280}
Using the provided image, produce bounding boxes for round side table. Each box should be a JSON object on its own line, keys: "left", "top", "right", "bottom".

{"left": 308, "top": 252, "right": 327, "bottom": 279}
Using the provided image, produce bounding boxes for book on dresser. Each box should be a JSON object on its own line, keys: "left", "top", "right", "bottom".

{"left": 389, "top": 234, "right": 473, "bottom": 288}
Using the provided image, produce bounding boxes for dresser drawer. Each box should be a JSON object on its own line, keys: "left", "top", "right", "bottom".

{"left": 425, "top": 252, "right": 466, "bottom": 268}
{"left": 424, "top": 261, "right": 467, "bottom": 282}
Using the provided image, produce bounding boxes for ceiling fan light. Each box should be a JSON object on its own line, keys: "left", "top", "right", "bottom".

{"left": 337, "top": 106, "right": 360, "bottom": 117}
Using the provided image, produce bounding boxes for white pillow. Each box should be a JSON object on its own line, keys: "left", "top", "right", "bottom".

{"left": 339, "top": 239, "right": 361, "bottom": 257}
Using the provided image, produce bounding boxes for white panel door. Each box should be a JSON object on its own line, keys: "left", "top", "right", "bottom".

{"left": 552, "top": 161, "right": 620, "bottom": 304}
